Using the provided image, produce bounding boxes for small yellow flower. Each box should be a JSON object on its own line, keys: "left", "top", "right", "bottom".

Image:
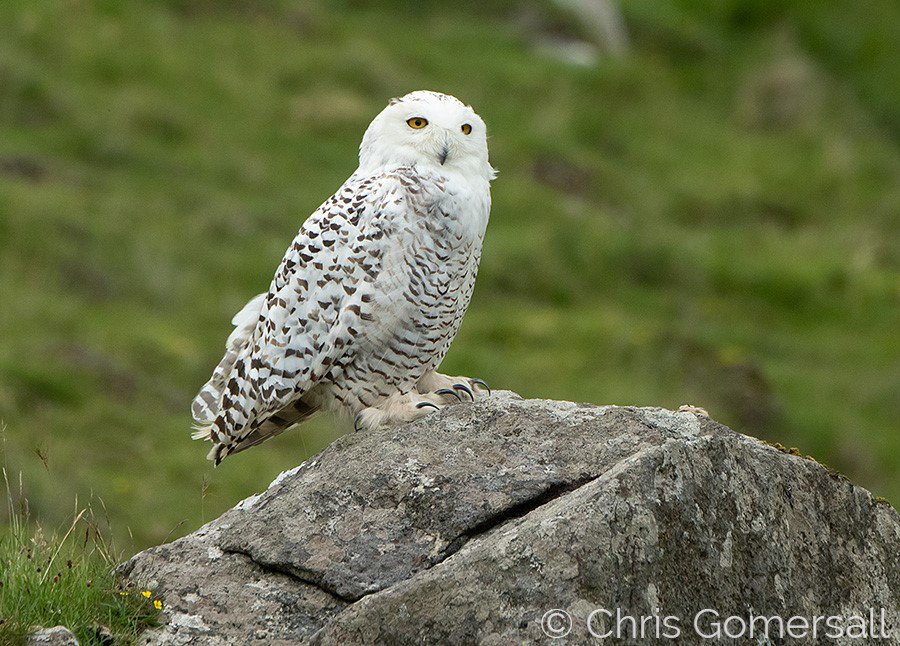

{"left": 141, "top": 590, "right": 152, "bottom": 599}
{"left": 119, "top": 591, "right": 128, "bottom": 596}
{"left": 153, "top": 599, "right": 163, "bottom": 610}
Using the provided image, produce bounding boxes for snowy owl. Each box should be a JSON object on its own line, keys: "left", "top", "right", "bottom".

{"left": 192, "top": 90, "right": 495, "bottom": 464}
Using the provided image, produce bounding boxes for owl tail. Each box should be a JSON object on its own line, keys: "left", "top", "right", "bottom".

{"left": 191, "top": 292, "right": 267, "bottom": 427}
{"left": 207, "top": 399, "right": 318, "bottom": 465}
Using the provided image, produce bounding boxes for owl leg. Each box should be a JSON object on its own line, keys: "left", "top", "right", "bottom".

{"left": 354, "top": 390, "right": 447, "bottom": 432}
{"left": 416, "top": 371, "right": 491, "bottom": 401}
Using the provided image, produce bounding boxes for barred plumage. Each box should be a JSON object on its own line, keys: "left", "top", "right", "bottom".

{"left": 192, "top": 91, "right": 495, "bottom": 464}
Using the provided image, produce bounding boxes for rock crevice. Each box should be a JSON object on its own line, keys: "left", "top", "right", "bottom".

{"left": 220, "top": 465, "right": 604, "bottom": 606}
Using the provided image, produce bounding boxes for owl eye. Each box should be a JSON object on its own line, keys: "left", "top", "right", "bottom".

{"left": 461, "top": 123, "right": 472, "bottom": 135}
{"left": 406, "top": 117, "right": 428, "bottom": 129}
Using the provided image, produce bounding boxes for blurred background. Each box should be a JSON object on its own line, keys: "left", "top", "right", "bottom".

{"left": 0, "top": 0, "right": 897, "bottom": 551}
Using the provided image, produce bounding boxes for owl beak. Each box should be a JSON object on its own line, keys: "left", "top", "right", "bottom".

{"left": 437, "top": 129, "right": 452, "bottom": 165}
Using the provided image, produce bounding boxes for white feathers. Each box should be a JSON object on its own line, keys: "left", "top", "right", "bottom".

{"left": 228, "top": 293, "right": 266, "bottom": 346}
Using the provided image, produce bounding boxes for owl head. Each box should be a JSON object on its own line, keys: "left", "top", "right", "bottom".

{"left": 359, "top": 91, "right": 495, "bottom": 181}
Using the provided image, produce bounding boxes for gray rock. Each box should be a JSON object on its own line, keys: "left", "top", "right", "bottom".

{"left": 119, "top": 392, "right": 900, "bottom": 644}
{"left": 26, "top": 626, "right": 79, "bottom": 646}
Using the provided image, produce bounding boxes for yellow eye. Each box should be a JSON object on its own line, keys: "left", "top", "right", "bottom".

{"left": 461, "top": 123, "right": 472, "bottom": 135}
{"left": 406, "top": 117, "right": 428, "bottom": 129}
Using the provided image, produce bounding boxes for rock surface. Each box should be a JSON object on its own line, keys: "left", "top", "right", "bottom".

{"left": 119, "top": 392, "right": 900, "bottom": 644}
{"left": 26, "top": 626, "right": 79, "bottom": 646}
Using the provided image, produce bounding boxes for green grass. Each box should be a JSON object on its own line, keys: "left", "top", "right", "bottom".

{"left": 0, "top": 468, "right": 160, "bottom": 644}
{"left": 0, "top": 0, "right": 897, "bottom": 553}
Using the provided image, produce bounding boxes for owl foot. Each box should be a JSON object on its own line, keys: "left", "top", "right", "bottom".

{"left": 433, "top": 383, "right": 479, "bottom": 401}
{"left": 354, "top": 391, "right": 447, "bottom": 432}
{"left": 677, "top": 404, "right": 710, "bottom": 417}
{"left": 354, "top": 374, "right": 490, "bottom": 432}
{"left": 416, "top": 371, "right": 490, "bottom": 400}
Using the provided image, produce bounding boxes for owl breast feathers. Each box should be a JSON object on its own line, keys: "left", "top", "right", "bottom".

{"left": 192, "top": 91, "right": 495, "bottom": 464}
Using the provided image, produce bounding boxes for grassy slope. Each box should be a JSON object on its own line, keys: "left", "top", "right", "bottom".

{"left": 0, "top": 0, "right": 897, "bottom": 549}
{"left": 0, "top": 476, "right": 161, "bottom": 643}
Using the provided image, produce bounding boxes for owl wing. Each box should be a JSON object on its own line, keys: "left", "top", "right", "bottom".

{"left": 192, "top": 171, "right": 428, "bottom": 463}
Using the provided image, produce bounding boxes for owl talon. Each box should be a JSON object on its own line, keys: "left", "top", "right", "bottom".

{"left": 353, "top": 411, "right": 365, "bottom": 432}
{"left": 416, "top": 401, "right": 441, "bottom": 411}
{"left": 435, "top": 388, "right": 462, "bottom": 401}
{"left": 469, "top": 378, "right": 491, "bottom": 394}
{"left": 453, "top": 383, "right": 474, "bottom": 401}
